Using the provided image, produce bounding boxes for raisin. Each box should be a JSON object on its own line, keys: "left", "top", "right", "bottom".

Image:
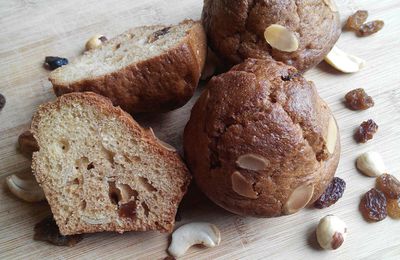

{"left": 344, "top": 88, "right": 374, "bottom": 110}
{"left": 354, "top": 119, "right": 378, "bottom": 143}
{"left": 360, "top": 188, "right": 387, "bottom": 222}
{"left": 345, "top": 10, "right": 368, "bottom": 30}
{"left": 387, "top": 198, "right": 400, "bottom": 219}
{"left": 34, "top": 216, "right": 83, "bottom": 246}
{"left": 44, "top": 56, "right": 68, "bottom": 70}
{"left": 314, "top": 177, "right": 346, "bottom": 208}
{"left": 0, "top": 93, "right": 5, "bottom": 111}
{"left": 147, "top": 27, "right": 171, "bottom": 43}
{"left": 376, "top": 174, "right": 400, "bottom": 200}
{"left": 358, "top": 20, "right": 384, "bottom": 36}
{"left": 118, "top": 200, "right": 137, "bottom": 219}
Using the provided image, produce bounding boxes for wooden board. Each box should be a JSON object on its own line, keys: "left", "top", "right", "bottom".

{"left": 1, "top": 0, "right": 399, "bottom": 259}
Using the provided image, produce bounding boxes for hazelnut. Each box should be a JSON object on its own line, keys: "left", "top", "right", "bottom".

{"left": 18, "top": 130, "right": 39, "bottom": 158}
{"left": 316, "top": 215, "right": 347, "bottom": 250}
{"left": 356, "top": 151, "right": 386, "bottom": 177}
{"left": 85, "top": 35, "right": 108, "bottom": 51}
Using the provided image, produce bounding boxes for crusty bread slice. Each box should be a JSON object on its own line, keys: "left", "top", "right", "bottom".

{"left": 50, "top": 20, "right": 207, "bottom": 113}
{"left": 31, "top": 92, "right": 191, "bottom": 235}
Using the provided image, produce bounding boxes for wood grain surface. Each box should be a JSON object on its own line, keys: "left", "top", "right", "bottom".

{"left": 1, "top": 0, "right": 399, "bottom": 259}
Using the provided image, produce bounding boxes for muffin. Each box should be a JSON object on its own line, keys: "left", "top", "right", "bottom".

{"left": 202, "top": 0, "right": 341, "bottom": 72}
{"left": 184, "top": 58, "right": 340, "bottom": 217}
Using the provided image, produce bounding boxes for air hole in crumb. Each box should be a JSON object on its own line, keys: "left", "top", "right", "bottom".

{"left": 108, "top": 181, "right": 121, "bottom": 205}
{"left": 101, "top": 145, "right": 115, "bottom": 164}
{"left": 142, "top": 202, "right": 150, "bottom": 217}
{"left": 87, "top": 162, "right": 94, "bottom": 170}
{"left": 131, "top": 156, "right": 141, "bottom": 163}
{"left": 73, "top": 178, "right": 79, "bottom": 185}
{"left": 138, "top": 177, "right": 157, "bottom": 192}
{"left": 59, "top": 139, "right": 70, "bottom": 152}
{"left": 75, "top": 157, "right": 89, "bottom": 170}
{"left": 81, "top": 200, "right": 87, "bottom": 210}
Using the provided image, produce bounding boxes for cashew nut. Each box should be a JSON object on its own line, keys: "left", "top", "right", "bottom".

{"left": 6, "top": 174, "right": 45, "bottom": 202}
{"left": 168, "top": 222, "right": 221, "bottom": 258}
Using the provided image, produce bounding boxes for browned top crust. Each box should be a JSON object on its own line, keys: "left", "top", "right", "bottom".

{"left": 184, "top": 59, "right": 340, "bottom": 217}
{"left": 202, "top": 0, "right": 341, "bottom": 72}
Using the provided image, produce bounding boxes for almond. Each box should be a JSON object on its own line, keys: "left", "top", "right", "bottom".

{"left": 236, "top": 153, "right": 269, "bottom": 171}
{"left": 231, "top": 171, "right": 258, "bottom": 199}
{"left": 264, "top": 24, "right": 299, "bottom": 52}
{"left": 283, "top": 183, "right": 315, "bottom": 214}
{"left": 326, "top": 116, "right": 338, "bottom": 154}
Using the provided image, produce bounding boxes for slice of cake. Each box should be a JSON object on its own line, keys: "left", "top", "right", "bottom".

{"left": 31, "top": 92, "right": 191, "bottom": 235}
{"left": 49, "top": 20, "right": 207, "bottom": 113}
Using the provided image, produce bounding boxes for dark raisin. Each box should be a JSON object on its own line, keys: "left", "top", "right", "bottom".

{"left": 314, "top": 177, "right": 346, "bottom": 209}
{"left": 34, "top": 216, "right": 83, "bottom": 246}
{"left": 281, "top": 72, "right": 300, "bottom": 81}
{"left": 360, "top": 188, "right": 387, "bottom": 222}
{"left": 44, "top": 56, "right": 69, "bottom": 70}
{"left": 344, "top": 88, "right": 374, "bottom": 110}
{"left": 376, "top": 174, "right": 400, "bottom": 200}
{"left": 358, "top": 20, "right": 384, "bottom": 36}
{"left": 0, "top": 93, "right": 5, "bottom": 111}
{"left": 147, "top": 27, "right": 171, "bottom": 43}
{"left": 354, "top": 119, "right": 378, "bottom": 143}
{"left": 118, "top": 201, "right": 137, "bottom": 219}
{"left": 345, "top": 10, "right": 368, "bottom": 30}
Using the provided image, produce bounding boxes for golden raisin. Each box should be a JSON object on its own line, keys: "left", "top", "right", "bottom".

{"left": 354, "top": 119, "right": 378, "bottom": 143}
{"left": 360, "top": 188, "right": 387, "bottom": 222}
{"left": 387, "top": 198, "right": 400, "bottom": 219}
{"left": 376, "top": 174, "right": 400, "bottom": 200}
{"left": 344, "top": 88, "right": 374, "bottom": 110}
{"left": 358, "top": 20, "right": 384, "bottom": 36}
{"left": 346, "top": 10, "right": 368, "bottom": 30}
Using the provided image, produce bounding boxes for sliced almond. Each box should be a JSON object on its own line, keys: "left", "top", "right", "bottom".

{"left": 324, "top": 46, "right": 366, "bottom": 73}
{"left": 326, "top": 116, "right": 338, "bottom": 154}
{"left": 264, "top": 24, "right": 299, "bottom": 52}
{"left": 323, "top": 0, "right": 338, "bottom": 12}
{"left": 236, "top": 153, "right": 269, "bottom": 171}
{"left": 231, "top": 171, "right": 258, "bottom": 199}
{"left": 283, "top": 183, "right": 315, "bottom": 215}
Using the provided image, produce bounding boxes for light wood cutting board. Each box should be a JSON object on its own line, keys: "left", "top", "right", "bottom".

{"left": 1, "top": 0, "right": 399, "bottom": 259}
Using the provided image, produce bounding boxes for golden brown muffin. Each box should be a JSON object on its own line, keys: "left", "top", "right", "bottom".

{"left": 202, "top": 0, "right": 341, "bottom": 72}
{"left": 184, "top": 59, "right": 340, "bottom": 217}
